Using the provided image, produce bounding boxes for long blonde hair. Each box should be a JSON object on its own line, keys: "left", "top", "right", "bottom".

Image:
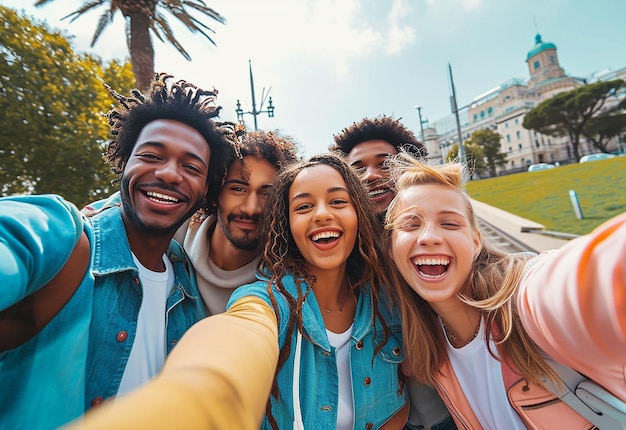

{"left": 384, "top": 153, "right": 559, "bottom": 388}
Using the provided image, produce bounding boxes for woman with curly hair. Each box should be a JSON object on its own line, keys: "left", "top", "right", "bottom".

{"left": 227, "top": 153, "right": 408, "bottom": 430}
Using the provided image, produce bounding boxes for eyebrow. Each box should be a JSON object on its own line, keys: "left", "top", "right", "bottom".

{"left": 349, "top": 153, "right": 391, "bottom": 166}
{"left": 135, "top": 141, "right": 208, "bottom": 169}
{"left": 291, "top": 186, "right": 349, "bottom": 201}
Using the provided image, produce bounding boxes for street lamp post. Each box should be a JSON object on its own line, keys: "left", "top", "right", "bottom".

{"left": 448, "top": 63, "right": 467, "bottom": 165}
{"left": 235, "top": 60, "right": 275, "bottom": 131}
{"left": 414, "top": 106, "right": 428, "bottom": 142}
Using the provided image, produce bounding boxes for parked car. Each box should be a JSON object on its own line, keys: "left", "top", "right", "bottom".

{"left": 528, "top": 163, "right": 556, "bottom": 172}
{"left": 579, "top": 153, "right": 616, "bottom": 163}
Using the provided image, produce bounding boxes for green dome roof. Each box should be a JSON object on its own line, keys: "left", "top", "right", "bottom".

{"left": 526, "top": 33, "right": 557, "bottom": 60}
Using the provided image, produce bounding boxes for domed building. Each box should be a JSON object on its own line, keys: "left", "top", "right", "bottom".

{"left": 423, "top": 33, "right": 624, "bottom": 175}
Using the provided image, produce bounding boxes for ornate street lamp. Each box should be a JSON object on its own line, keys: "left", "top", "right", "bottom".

{"left": 235, "top": 60, "right": 275, "bottom": 131}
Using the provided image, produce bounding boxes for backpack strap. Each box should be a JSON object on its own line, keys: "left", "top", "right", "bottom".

{"left": 0, "top": 231, "right": 90, "bottom": 352}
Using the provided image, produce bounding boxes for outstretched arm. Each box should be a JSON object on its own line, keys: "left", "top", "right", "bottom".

{"left": 517, "top": 212, "right": 626, "bottom": 402}
{"left": 65, "top": 297, "right": 278, "bottom": 430}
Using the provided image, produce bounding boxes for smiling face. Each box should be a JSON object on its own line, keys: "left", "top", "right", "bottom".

{"left": 120, "top": 119, "right": 210, "bottom": 234}
{"left": 216, "top": 156, "right": 277, "bottom": 251}
{"left": 288, "top": 164, "right": 358, "bottom": 277}
{"left": 390, "top": 184, "right": 480, "bottom": 310}
{"left": 347, "top": 139, "right": 398, "bottom": 216}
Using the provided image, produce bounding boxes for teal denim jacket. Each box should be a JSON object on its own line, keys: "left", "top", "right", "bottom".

{"left": 84, "top": 203, "right": 206, "bottom": 408}
{"left": 0, "top": 195, "right": 206, "bottom": 429}
{"left": 0, "top": 195, "right": 94, "bottom": 430}
{"left": 228, "top": 274, "right": 407, "bottom": 430}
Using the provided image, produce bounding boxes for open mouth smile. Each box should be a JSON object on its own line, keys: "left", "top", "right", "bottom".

{"left": 145, "top": 191, "right": 181, "bottom": 205}
{"left": 411, "top": 256, "right": 450, "bottom": 279}
{"left": 311, "top": 230, "right": 341, "bottom": 244}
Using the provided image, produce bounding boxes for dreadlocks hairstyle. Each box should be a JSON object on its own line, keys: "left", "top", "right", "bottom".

{"left": 330, "top": 115, "right": 427, "bottom": 159}
{"left": 259, "top": 153, "right": 396, "bottom": 427}
{"left": 383, "top": 152, "right": 560, "bottom": 389}
{"left": 103, "top": 73, "right": 234, "bottom": 202}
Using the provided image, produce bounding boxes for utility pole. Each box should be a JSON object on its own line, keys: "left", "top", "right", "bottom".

{"left": 414, "top": 106, "right": 428, "bottom": 142}
{"left": 235, "top": 60, "right": 275, "bottom": 131}
{"left": 448, "top": 63, "right": 467, "bottom": 165}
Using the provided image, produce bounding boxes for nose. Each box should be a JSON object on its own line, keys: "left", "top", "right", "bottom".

{"left": 418, "top": 222, "right": 442, "bottom": 246}
{"left": 360, "top": 165, "right": 385, "bottom": 183}
{"left": 240, "top": 192, "right": 263, "bottom": 217}
{"left": 313, "top": 202, "right": 333, "bottom": 223}
{"left": 154, "top": 160, "right": 183, "bottom": 184}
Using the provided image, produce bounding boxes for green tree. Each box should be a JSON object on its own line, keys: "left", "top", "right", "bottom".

{"left": 582, "top": 99, "right": 626, "bottom": 153}
{"left": 446, "top": 141, "right": 486, "bottom": 178}
{"left": 0, "top": 6, "right": 135, "bottom": 207}
{"left": 35, "top": 0, "right": 226, "bottom": 89}
{"left": 522, "top": 79, "right": 626, "bottom": 161}
{"left": 465, "top": 129, "right": 507, "bottom": 177}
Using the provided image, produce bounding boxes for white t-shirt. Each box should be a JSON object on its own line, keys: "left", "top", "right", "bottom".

{"left": 117, "top": 254, "right": 174, "bottom": 396}
{"left": 327, "top": 324, "right": 354, "bottom": 430}
{"left": 444, "top": 319, "right": 526, "bottom": 430}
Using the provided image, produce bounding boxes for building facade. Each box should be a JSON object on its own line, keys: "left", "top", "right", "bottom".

{"left": 423, "top": 33, "right": 626, "bottom": 175}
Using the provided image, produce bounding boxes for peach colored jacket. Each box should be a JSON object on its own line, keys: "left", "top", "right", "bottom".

{"left": 518, "top": 212, "right": 626, "bottom": 403}
{"left": 435, "top": 212, "right": 626, "bottom": 429}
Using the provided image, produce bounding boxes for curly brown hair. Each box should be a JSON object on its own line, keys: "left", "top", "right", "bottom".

{"left": 103, "top": 73, "right": 234, "bottom": 206}
{"left": 330, "top": 115, "right": 427, "bottom": 158}
{"left": 259, "top": 153, "right": 396, "bottom": 428}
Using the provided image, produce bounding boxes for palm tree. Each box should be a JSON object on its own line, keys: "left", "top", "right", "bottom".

{"left": 35, "top": 0, "right": 226, "bottom": 89}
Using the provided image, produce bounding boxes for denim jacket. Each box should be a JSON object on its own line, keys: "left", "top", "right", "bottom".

{"left": 0, "top": 195, "right": 94, "bottom": 430}
{"left": 228, "top": 274, "right": 407, "bottom": 430}
{"left": 84, "top": 205, "right": 207, "bottom": 408}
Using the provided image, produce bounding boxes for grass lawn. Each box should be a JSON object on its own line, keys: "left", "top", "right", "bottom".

{"left": 466, "top": 156, "right": 626, "bottom": 235}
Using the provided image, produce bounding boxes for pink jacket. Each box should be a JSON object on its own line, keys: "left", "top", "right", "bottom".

{"left": 434, "top": 351, "right": 593, "bottom": 429}
{"left": 435, "top": 212, "right": 626, "bottom": 429}
{"left": 517, "top": 212, "right": 626, "bottom": 403}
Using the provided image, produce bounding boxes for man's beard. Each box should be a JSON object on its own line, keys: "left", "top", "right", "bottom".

{"left": 216, "top": 209, "right": 260, "bottom": 251}
{"left": 119, "top": 175, "right": 203, "bottom": 235}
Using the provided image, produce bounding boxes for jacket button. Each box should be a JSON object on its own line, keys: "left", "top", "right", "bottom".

{"left": 364, "top": 377, "right": 371, "bottom": 386}
{"left": 320, "top": 406, "right": 332, "bottom": 411}
{"left": 392, "top": 347, "right": 401, "bottom": 356}
{"left": 322, "top": 350, "right": 331, "bottom": 356}
{"left": 355, "top": 341, "right": 363, "bottom": 350}
{"left": 366, "top": 423, "right": 373, "bottom": 429}
{"left": 116, "top": 331, "right": 128, "bottom": 342}
{"left": 91, "top": 397, "right": 105, "bottom": 407}
{"left": 397, "top": 388, "right": 404, "bottom": 396}
{"left": 134, "top": 277, "right": 140, "bottom": 285}
{"left": 522, "top": 385, "right": 530, "bottom": 392}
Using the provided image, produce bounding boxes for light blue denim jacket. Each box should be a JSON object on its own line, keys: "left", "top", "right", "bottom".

{"left": 228, "top": 274, "right": 407, "bottom": 430}
{"left": 0, "top": 195, "right": 206, "bottom": 429}
{"left": 0, "top": 195, "right": 94, "bottom": 430}
{"left": 84, "top": 203, "right": 207, "bottom": 408}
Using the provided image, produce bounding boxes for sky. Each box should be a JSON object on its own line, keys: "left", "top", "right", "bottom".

{"left": 3, "top": 0, "right": 625, "bottom": 157}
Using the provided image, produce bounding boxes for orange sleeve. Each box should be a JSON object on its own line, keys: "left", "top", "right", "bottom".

{"left": 517, "top": 212, "right": 626, "bottom": 402}
{"left": 64, "top": 297, "right": 278, "bottom": 430}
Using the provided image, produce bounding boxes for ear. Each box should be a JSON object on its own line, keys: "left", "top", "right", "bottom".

{"left": 473, "top": 230, "right": 482, "bottom": 259}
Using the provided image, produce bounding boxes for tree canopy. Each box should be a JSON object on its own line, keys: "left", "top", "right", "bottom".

{"left": 522, "top": 79, "right": 626, "bottom": 161}
{"left": 35, "top": 0, "right": 226, "bottom": 89}
{"left": 0, "top": 5, "right": 135, "bottom": 207}
{"left": 446, "top": 140, "right": 486, "bottom": 178}
{"left": 464, "top": 129, "right": 507, "bottom": 177}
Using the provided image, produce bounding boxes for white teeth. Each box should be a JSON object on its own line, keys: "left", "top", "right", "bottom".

{"left": 146, "top": 191, "right": 179, "bottom": 204}
{"left": 369, "top": 188, "right": 387, "bottom": 197}
{"left": 311, "top": 231, "right": 340, "bottom": 242}
{"left": 412, "top": 257, "right": 450, "bottom": 266}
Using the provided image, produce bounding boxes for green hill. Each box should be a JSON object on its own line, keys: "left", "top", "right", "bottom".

{"left": 466, "top": 157, "right": 626, "bottom": 235}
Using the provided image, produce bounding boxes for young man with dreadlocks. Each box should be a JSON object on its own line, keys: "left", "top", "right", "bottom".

{"left": 0, "top": 73, "right": 234, "bottom": 429}
{"left": 332, "top": 117, "right": 457, "bottom": 430}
